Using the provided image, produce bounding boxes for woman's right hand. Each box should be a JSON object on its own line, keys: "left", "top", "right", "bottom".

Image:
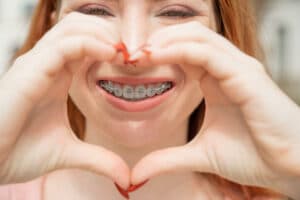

{"left": 0, "top": 12, "right": 130, "bottom": 189}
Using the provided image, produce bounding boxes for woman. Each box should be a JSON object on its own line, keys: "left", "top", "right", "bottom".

{"left": 0, "top": 0, "right": 300, "bottom": 199}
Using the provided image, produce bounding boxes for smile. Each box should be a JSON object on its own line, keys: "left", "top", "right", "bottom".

{"left": 99, "top": 80, "right": 173, "bottom": 101}
{"left": 96, "top": 78, "right": 176, "bottom": 112}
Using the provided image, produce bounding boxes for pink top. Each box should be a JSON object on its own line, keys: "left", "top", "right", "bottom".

{"left": 0, "top": 176, "right": 45, "bottom": 200}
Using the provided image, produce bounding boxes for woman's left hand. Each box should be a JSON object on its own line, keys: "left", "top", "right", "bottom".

{"left": 130, "top": 21, "right": 300, "bottom": 199}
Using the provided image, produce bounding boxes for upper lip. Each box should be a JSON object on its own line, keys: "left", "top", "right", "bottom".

{"left": 97, "top": 77, "right": 176, "bottom": 85}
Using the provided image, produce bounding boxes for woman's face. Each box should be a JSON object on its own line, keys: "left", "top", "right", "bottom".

{"left": 58, "top": 0, "right": 217, "bottom": 147}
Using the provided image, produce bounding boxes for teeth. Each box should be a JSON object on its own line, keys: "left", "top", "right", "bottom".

{"left": 107, "top": 81, "right": 114, "bottom": 93}
{"left": 135, "top": 85, "right": 147, "bottom": 99}
{"left": 155, "top": 83, "right": 165, "bottom": 95}
{"left": 146, "top": 85, "right": 156, "bottom": 97}
{"left": 113, "top": 84, "right": 123, "bottom": 97}
{"left": 123, "top": 85, "right": 135, "bottom": 100}
{"left": 99, "top": 80, "right": 173, "bottom": 101}
{"left": 164, "top": 82, "right": 172, "bottom": 89}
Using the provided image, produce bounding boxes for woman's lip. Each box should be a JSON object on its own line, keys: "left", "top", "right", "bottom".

{"left": 96, "top": 78, "right": 176, "bottom": 112}
{"left": 97, "top": 77, "right": 176, "bottom": 85}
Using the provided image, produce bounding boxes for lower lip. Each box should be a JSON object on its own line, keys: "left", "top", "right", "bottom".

{"left": 96, "top": 83, "right": 175, "bottom": 112}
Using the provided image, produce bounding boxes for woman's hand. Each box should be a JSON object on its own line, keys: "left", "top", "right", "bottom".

{"left": 0, "top": 12, "right": 130, "bottom": 189}
{"left": 131, "top": 21, "right": 300, "bottom": 199}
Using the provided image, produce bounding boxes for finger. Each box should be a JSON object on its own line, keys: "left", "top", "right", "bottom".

{"left": 147, "top": 42, "right": 265, "bottom": 105}
{"left": 11, "top": 36, "right": 114, "bottom": 101}
{"left": 147, "top": 21, "right": 238, "bottom": 55}
{"left": 131, "top": 144, "right": 212, "bottom": 185}
{"left": 44, "top": 12, "right": 119, "bottom": 46}
{"left": 62, "top": 12, "right": 117, "bottom": 36}
{"left": 55, "top": 36, "right": 116, "bottom": 74}
{"left": 16, "top": 35, "right": 116, "bottom": 77}
{"left": 149, "top": 42, "right": 236, "bottom": 79}
{"left": 54, "top": 21, "right": 118, "bottom": 45}
{"left": 60, "top": 139, "right": 130, "bottom": 190}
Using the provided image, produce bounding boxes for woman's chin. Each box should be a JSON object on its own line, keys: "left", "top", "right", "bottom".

{"left": 105, "top": 121, "right": 169, "bottom": 149}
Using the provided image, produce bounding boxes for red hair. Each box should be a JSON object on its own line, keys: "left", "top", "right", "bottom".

{"left": 14, "top": 0, "right": 286, "bottom": 199}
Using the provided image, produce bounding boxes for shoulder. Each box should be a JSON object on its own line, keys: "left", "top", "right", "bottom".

{"left": 0, "top": 176, "right": 45, "bottom": 200}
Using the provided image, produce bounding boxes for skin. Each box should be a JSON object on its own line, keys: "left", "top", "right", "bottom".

{"left": 46, "top": 0, "right": 219, "bottom": 199}
{"left": 0, "top": 0, "right": 300, "bottom": 199}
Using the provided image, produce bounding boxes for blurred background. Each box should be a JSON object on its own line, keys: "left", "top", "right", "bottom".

{"left": 0, "top": 0, "right": 299, "bottom": 104}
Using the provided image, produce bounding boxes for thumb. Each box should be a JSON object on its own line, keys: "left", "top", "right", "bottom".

{"left": 58, "top": 139, "right": 130, "bottom": 190}
{"left": 131, "top": 143, "right": 212, "bottom": 185}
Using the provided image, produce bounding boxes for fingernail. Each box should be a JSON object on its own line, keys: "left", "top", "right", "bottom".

{"left": 114, "top": 182, "right": 130, "bottom": 199}
{"left": 114, "top": 42, "right": 131, "bottom": 65}
{"left": 127, "top": 179, "right": 149, "bottom": 192}
{"left": 114, "top": 42, "right": 126, "bottom": 52}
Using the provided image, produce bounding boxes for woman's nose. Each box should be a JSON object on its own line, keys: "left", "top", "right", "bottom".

{"left": 120, "top": 7, "right": 149, "bottom": 55}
